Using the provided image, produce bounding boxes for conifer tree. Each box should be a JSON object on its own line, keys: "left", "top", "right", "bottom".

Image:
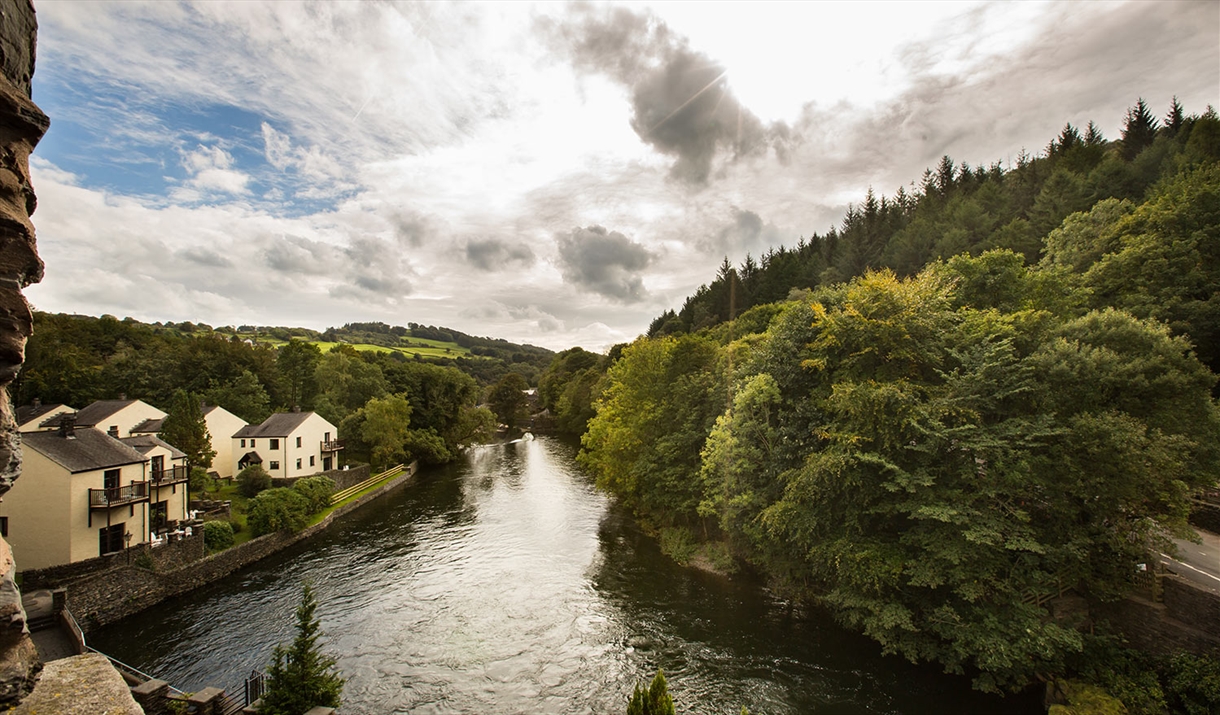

{"left": 626, "top": 669, "right": 675, "bottom": 715}
{"left": 1119, "top": 97, "right": 1159, "bottom": 160}
{"left": 160, "top": 389, "right": 215, "bottom": 470}
{"left": 1083, "top": 120, "right": 1105, "bottom": 146}
{"left": 1166, "top": 96, "right": 1185, "bottom": 135}
{"left": 259, "top": 583, "right": 344, "bottom": 715}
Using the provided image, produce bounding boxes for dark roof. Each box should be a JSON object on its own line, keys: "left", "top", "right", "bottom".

{"left": 23, "top": 429, "right": 148, "bottom": 474}
{"left": 232, "top": 411, "right": 316, "bottom": 438}
{"left": 131, "top": 418, "right": 164, "bottom": 434}
{"left": 119, "top": 434, "right": 186, "bottom": 460}
{"left": 72, "top": 400, "right": 140, "bottom": 428}
{"left": 15, "top": 403, "right": 67, "bottom": 426}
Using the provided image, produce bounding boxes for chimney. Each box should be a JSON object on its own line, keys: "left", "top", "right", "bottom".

{"left": 59, "top": 414, "right": 76, "bottom": 439}
{"left": 119, "top": 392, "right": 127, "bottom": 401}
{"left": 292, "top": 404, "right": 300, "bottom": 413}
{"left": 107, "top": 426, "right": 119, "bottom": 438}
{"left": 32, "top": 398, "right": 40, "bottom": 409}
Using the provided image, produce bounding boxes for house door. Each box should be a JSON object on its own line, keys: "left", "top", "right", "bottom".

{"left": 99, "top": 523, "right": 125, "bottom": 556}
{"left": 103, "top": 469, "right": 120, "bottom": 490}
{"left": 151, "top": 455, "right": 164, "bottom": 478}
{"left": 323, "top": 457, "right": 332, "bottom": 471}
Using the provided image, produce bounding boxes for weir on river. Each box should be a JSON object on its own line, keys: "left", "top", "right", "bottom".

{"left": 89, "top": 436, "right": 1040, "bottom": 714}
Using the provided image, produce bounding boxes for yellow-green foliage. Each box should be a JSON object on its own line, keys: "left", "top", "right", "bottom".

{"left": 1049, "top": 681, "right": 1129, "bottom": 715}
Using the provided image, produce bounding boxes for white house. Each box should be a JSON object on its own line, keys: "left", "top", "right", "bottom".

{"left": 233, "top": 411, "right": 342, "bottom": 479}
{"left": 203, "top": 405, "right": 247, "bottom": 480}
{"left": 130, "top": 403, "right": 248, "bottom": 480}
{"left": 15, "top": 401, "right": 75, "bottom": 433}
{"left": 69, "top": 399, "right": 167, "bottom": 439}
{"left": 2, "top": 419, "right": 154, "bottom": 570}
{"left": 119, "top": 434, "right": 190, "bottom": 533}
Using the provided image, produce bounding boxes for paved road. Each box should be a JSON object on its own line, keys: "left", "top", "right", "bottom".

{"left": 1159, "top": 528, "right": 1220, "bottom": 592}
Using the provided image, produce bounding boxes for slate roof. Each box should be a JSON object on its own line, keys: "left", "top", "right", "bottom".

{"left": 119, "top": 434, "right": 186, "bottom": 460}
{"left": 232, "top": 411, "right": 317, "bottom": 438}
{"left": 15, "top": 403, "right": 67, "bottom": 426}
{"left": 71, "top": 400, "right": 139, "bottom": 428}
{"left": 23, "top": 429, "right": 148, "bottom": 474}
{"left": 130, "top": 418, "right": 164, "bottom": 434}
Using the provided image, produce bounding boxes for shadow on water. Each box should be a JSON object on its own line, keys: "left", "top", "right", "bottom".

{"left": 88, "top": 436, "right": 1041, "bottom": 714}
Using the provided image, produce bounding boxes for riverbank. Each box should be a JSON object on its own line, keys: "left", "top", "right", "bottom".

{"left": 36, "top": 462, "right": 418, "bottom": 632}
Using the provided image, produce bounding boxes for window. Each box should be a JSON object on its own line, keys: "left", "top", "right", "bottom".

{"left": 103, "top": 469, "right": 120, "bottom": 490}
{"left": 151, "top": 455, "right": 163, "bottom": 476}
{"left": 240, "top": 439, "right": 246, "bottom": 448}
{"left": 296, "top": 436, "right": 302, "bottom": 448}
{"left": 310, "top": 456, "right": 315, "bottom": 467}
{"left": 296, "top": 459, "right": 302, "bottom": 470}
{"left": 270, "top": 439, "right": 280, "bottom": 450}
{"left": 99, "top": 523, "right": 125, "bottom": 556}
{"left": 250, "top": 439, "right": 255, "bottom": 448}
{"left": 0, "top": 516, "right": 7, "bottom": 537}
{"left": 269, "top": 461, "right": 280, "bottom": 471}
{"left": 151, "top": 501, "right": 168, "bottom": 530}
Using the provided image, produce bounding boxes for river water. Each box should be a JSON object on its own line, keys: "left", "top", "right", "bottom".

{"left": 89, "top": 436, "right": 1040, "bottom": 714}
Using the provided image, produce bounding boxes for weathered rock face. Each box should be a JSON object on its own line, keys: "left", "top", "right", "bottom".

{"left": 0, "top": 0, "right": 49, "bottom": 707}
{"left": 0, "top": 0, "right": 46, "bottom": 497}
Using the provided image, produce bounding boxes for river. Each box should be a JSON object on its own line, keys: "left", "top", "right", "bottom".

{"left": 89, "top": 436, "right": 1041, "bottom": 714}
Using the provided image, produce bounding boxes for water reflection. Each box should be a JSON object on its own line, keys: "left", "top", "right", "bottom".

{"left": 88, "top": 437, "right": 1038, "bottom": 714}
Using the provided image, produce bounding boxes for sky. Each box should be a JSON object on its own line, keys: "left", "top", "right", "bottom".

{"left": 24, "top": 1, "right": 1220, "bottom": 352}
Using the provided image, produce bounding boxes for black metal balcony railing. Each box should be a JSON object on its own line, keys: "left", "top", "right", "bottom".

{"left": 89, "top": 481, "right": 149, "bottom": 509}
{"left": 321, "top": 439, "right": 344, "bottom": 452}
{"left": 150, "top": 465, "right": 189, "bottom": 486}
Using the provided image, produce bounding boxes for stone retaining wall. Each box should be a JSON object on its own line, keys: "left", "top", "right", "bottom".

{"left": 21, "top": 534, "right": 205, "bottom": 590}
{"left": 1096, "top": 575, "right": 1220, "bottom": 655}
{"left": 271, "top": 462, "right": 370, "bottom": 492}
{"left": 66, "top": 461, "right": 418, "bottom": 631}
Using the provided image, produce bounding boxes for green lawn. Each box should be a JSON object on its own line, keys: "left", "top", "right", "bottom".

{"left": 237, "top": 337, "right": 486, "bottom": 360}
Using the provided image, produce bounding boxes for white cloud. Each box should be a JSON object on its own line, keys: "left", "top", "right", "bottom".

{"left": 24, "top": 0, "right": 1220, "bottom": 355}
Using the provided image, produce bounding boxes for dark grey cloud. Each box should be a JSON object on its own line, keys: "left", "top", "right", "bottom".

{"left": 542, "top": 6, "right": 790, "bottom": 185}
{"left": 179, "top": 246, "right": 232, "bottom": 268}
{"left": 703, "top": 208, "right": 784, "bottom": 255}
{"left": 465, "top": 237, "right": 536, "bottom": 271}
{"left": 556, "top": 225, "right": 654, "bottom": 302}
{"left": 386, "top": 209, "right": 435, "bottom": 248}
{"left": 263, "top": 235, "right": 335, "bottom": 275}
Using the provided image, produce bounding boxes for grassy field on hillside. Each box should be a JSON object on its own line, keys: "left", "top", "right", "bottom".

{"left": 250, "top": 337, "right": 482, "bottom": 360}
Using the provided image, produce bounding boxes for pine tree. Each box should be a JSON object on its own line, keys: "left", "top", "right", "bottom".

{"left": 1166, "top": 96, "right": 1185, "bottom": 135}
{"left": 160, "top": 389, "right": 215, "bottom": 470}
{"left": 1119, "top": 97, "right": 1159, "bottom": 160}
{"left": 1083, "top": 120, "right": 1104, "bottom": 146}
{"left": 259, "top": 583, "right": 344, "bottom": 715}
{"left": 626, "top": 669, "right": 675, "bottom": 715}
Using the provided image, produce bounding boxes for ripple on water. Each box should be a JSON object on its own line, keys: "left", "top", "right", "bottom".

{"left": 87, "top": 437, "right": 1041, "bottom": 714}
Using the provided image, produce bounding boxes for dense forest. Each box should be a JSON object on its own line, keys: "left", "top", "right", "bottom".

{"left": 543, "top": 99, "right": 1220, "bottom": 703}
{"left": 13, "top": 316, "right": 551, "bottom": 467}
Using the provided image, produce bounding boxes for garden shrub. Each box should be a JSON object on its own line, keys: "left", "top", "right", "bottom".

{"left": 237, "top": 464, "right": 272, "bottom": 498}
{"left": 248, "top": 488, "right": 309, "bottom": 536}
{"left": 293, "top": 476, "right": 336, "bottom": 514}
{"left": 203, "top": 520, "right": 235, "bottom": 551}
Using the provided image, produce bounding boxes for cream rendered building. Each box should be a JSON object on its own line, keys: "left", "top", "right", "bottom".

{"left": 233, "top": 411, "right": 342, "bottom": 479}
{"left": 14, "top": 401, "right": 75, "bottom": 433}
{"left": 3, "top": 421, "right": 154, "bottom": 571}
{"left": 71, "top": 399, "right": 167, "bottom": 439}
{"left": 119, "top": 434, "right": 190, "bottom": 534}
{"left": 203, "top": 405, "right": 247, "bottom": 479}
{"left": 131, "top": 403, "right": 248, "bottom": 480}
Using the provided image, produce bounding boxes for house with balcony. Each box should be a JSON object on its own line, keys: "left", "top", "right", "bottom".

{"left": 1, "top": 418, "right": 154, "bottom": 570}
{"left": 131, "top": 403, "right": 248, "bottom": 480}
{"left": 119, "top": 434, "right": 189, "bottom": 535}
{"left": 15, "top": 401, "right": 75, "bottom": 433}
{"left": 233, "top": 411, "right": 341, "bottom": 479}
